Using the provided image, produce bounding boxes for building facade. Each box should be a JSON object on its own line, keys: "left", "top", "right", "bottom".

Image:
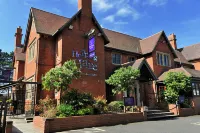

{"left": 12, "top": 0, "right": 200, "bottom": 114}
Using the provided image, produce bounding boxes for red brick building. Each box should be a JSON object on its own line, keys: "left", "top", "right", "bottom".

{"left": 12, "top": 0, "right": 200, "bottom": 114}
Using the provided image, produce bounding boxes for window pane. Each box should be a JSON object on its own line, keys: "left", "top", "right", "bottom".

{"left": 196, "top": 84, "right": 199, "bottom": 95}
{"left": 157, "top": 53, "right": 160, "bottom": 65}
{"left": 192, "top": 83, "right": 197, "bottom": 96}
{"left": 112, "top": 53, "right": 121, "bottom": 64}
{"left": 166, "top": 55, "right": 169, "bottom": 66}
{"left": 116, "top": 54, "right": 121, "bottom": 64}
{"left": 112, "top": 54, "right": 116, "bottom": 64}
{"left": 159, "top": 54, "right": 163, "bottom": 65}
{"left": 29, "top": 41, "right": 35, "bottom": 61}
{"left": 164, "top": 55, "right": 167, "bottom": 66}
{"left": 128, "top": 57, "right": 135, "bottom": 62}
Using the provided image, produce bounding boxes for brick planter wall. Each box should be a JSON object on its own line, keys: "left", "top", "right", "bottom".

{"left": 34, "top": 113, "right": 145, "bottom": 133}
{"left": 168, "top": 104, "right": 195, "bottom": 117}
{"left": 191, "top": 97, "right": 200, "bottom": 115}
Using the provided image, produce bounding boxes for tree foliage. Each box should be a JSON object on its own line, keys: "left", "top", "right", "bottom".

{"left": 0, "top": 49, "right": 14, "bottom": 68}
{"left": 106, "top": 66, "right": 140, "bottom": 96}
{"left": 164, "top": 72, "right": 191, "bottom": 104}
{"left": 42, "top": 60, "right": 81, "bottom": 91}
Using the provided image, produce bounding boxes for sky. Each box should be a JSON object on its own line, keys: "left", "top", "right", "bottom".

{"left": 0, "top": 0, "right": 200, "bottom": 52}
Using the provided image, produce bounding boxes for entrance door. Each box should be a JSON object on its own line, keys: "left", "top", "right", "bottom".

{"left": 139, "top": 82, "right": 149, "bottom": 106}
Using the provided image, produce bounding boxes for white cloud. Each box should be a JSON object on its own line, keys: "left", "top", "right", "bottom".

{"left": 114, "top": 21, "right": 129, "bottom": 25}
{"left": 116, "top": 6, "right": 140, "bottom": 20}
{"left": 93, "top": 0, "right": 114, "bottom": 11}
{"left": 116, "top": 8, "right": 132, "bottom": 17}
{"left": 143, "top": 0, "right": 168, "bottom": 6}
{"left": 103, "top": 15, "right": 115, "bottom": 23}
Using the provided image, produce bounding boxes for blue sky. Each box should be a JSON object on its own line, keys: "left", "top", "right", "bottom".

{"left": 0, "top": 0, "right": 200, "bottom": 52}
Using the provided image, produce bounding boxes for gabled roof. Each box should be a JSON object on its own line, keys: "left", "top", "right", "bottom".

{"left": 174, "top": 50, "right": 193, "bottom": 65}
{"left": 53, "top": 10, "right": 109, "bottom": 44}
{"left": 31, "top": 7, "right": 70, "bottom": 35}
{"left": 140, "top": 31, "right": 177, "bottom": 57}
{"left": 121, "top": 58, "right": 157, "bottom": 80}
{"left": 180, "top": 43, "right": 200, "bottom": 61}
{"left": 140, "top": 31, "right": 163, "bottom": 55}
{"left": 104, "top": 29, "right": 142, "bottom": 54}
{"left": 158, "top": 67, "right": 200, "bottom": 81}
{"left": 24, "top": 8, "right": 109, "bottom": 45}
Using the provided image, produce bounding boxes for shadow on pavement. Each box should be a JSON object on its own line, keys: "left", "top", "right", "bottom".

{"left": 12, "top": 126, "right": 23, "bottom": 133}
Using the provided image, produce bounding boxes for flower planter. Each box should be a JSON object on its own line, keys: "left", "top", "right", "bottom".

{"left": 168, "top": 104, "right": 195, "bottom": 117}
{"left": 34, "top": 113, "right": 145, "bottom": 133}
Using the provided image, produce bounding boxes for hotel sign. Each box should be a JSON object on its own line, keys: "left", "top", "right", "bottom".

{"left": 72, "top": 37, "right": 98, "bottom": 76}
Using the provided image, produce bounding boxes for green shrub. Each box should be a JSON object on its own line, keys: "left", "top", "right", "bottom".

{"left": 108, "top": 101, "right": 124, "bottom": 112}
{"left": 77, "top": 107, "right": 94, "bottom": 116}
{"left": 62, "top": 89, "right": 94, "bottom": 110}
{"left": 93, "top": 96, "right": 107, "bottom": 114}
{"left": 57, "top": 104, "right": 76, "bottom": 117}
{"left": 180, "top": 99, "right": 192, "bottom": 108}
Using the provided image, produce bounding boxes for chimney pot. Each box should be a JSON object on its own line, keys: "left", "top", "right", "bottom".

{"left": 15, "top": 26, "right": 23, "bottom": 47}
{"left": 168, "top": 33, "right": 177, "bottom": 50}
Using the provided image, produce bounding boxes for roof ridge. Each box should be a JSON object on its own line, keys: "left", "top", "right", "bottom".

{"left": 31, "top": 7, "right": 69, "bottom": 19}
{"left": 103, "top": 28, "right": 142, "bottom": 40}
{"left": 140, "top": 30, "right": 164, "bottom": 41}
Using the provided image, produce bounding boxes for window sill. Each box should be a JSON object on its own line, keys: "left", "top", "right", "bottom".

{"left": 112, "top": 63, "right": 121, "bottom": 66}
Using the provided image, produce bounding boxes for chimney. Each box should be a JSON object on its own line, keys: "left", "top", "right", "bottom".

{"left": 168, "top": 33, "right": 177, "bottom": 50}
{"left": 78, "top": 0, "right": 92, "bottom": 17}
{"left": 15, "top": 26, "right": 23, "bottom": 47}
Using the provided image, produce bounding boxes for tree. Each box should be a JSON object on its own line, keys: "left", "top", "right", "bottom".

{"left": 0, "top": 49, "right": 14, "bottom": 68}
{"left": 164, "top": 72, "right": 191, "bottom": 104}
{"left": 42, "top": 60, "right": 81, "bottom": 101}
{"left": 106, "top": 66, "right": 140, "bottom": 97}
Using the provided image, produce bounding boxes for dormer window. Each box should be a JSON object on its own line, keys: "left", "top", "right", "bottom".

{"left": 157, "top": 52, "right": 171, "bottom": 67}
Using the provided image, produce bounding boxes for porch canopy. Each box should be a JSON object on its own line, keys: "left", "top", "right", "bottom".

{"left": 158, "top": 67, "right": 200, "bottom": 82}
{"left": 122, "top": 58, "right": 157, "bottom": 81}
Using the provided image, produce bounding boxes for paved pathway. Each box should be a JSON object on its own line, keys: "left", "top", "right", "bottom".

{"left": 7, "top": 116, "right": 41, "bottom": 133}
{"left": 8, "top": 115, "right": 200, "bottom": 133}
{"left": 57, "top": 115, "right": 200, "bottom": 133}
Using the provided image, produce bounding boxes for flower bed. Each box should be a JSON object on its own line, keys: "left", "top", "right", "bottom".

{"left": 34, "top": 112, "right": 145, "bottom": 133}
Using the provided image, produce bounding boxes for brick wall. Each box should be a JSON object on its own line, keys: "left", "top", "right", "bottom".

{"left": 191, "top": 59, "right": 200, "bottom": 71}
{"left": 168, "top": 104, "right": 195, "bottom": 117}
{"left": 34, "top": 113, "right": 145, "bottom": 133}
{"left": 146, "top": 36, "right": 175, "bottom": 77}
{"left": 54, "top": 12, "right": 107, "bottom": 98}
{"left": 24, "top": 19, "right": 40, "bottom": 80}
{"left": 191, "top": 97, "right": 200, "bottom": 115}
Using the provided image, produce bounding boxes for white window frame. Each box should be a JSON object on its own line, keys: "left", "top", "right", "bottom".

{"left": 156, "top": 51, "right": 171, "bottom": 67}
{"left": 28, "top": 40, "right": 36, "bottom": 62}
{"left": 112, "top": 53, "right": 122, "bottom": 65}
